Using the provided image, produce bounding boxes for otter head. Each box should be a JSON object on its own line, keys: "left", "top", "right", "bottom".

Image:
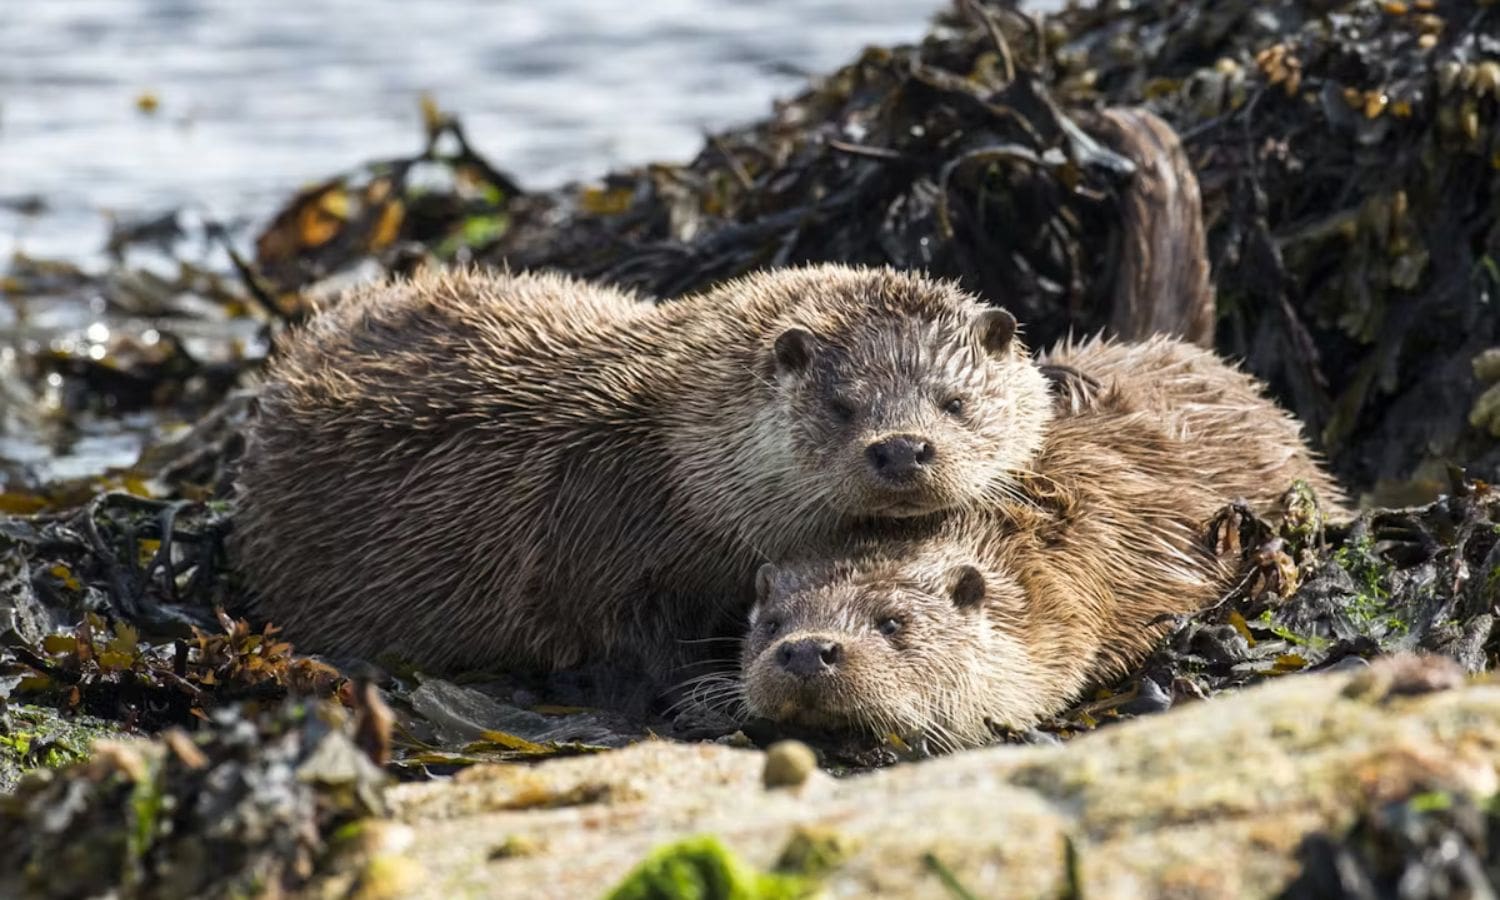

{"left": 741, "top": 555, "right": 1053, "bottom": 751}
{"left": 766, "top": 278, "right": 1050, "bottom": 519}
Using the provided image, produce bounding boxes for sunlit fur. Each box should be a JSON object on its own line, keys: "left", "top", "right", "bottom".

{"left": 230, "top": 264, "right": 1054, "bottom": 677}
{"left": 1041, "top": 333, "right": 1347, "bottom": 519}
{"left": 743, "top": 337, "right": 1349, "bottom": 750}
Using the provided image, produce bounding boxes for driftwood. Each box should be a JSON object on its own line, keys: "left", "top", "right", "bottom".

{"left": 1088, "top": 107, "right": 1215, "bottom": 348}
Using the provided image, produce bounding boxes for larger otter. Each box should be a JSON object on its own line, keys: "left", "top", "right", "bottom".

{"left": 231, "top": 265, "right": 1056, "bottom": 677}
{"left": 742, "top": 336, "right": 1347, "bottom": 749}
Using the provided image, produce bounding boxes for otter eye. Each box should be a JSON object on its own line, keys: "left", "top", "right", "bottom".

{"left": 878, "top": 617, "right": 902, "bottom": 637}
{"left": 828, "top": 398, "right": 855, "bottom": 424}
{"left": 942, "top": 396, "right": 966, "bottom": 417}
{"left": 763, "top": 618, "right": 783, "bottom": 635}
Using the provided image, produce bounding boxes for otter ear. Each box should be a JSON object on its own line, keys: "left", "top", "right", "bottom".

{"left": 974, "top": 308, "right": 1017, "bottom": 357}
{"left": 947, "top": 565, "right": 986, "bottom": 611}
{"left": 754, "top": 563, "right": 778, "bottom": 604}
{"left": 772, "top": 328, "right": 818, "bottom": 373}
{"left": 1039, "top": 363, "right": 1102, "bottom": 415}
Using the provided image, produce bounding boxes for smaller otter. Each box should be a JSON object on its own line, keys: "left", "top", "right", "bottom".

{"left": 741, "top": 338, "right": 1347, "bottom": 748}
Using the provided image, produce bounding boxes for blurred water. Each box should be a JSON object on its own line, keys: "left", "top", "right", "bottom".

{"left": 0, "top": 0, "right": 967, "bottom": 263}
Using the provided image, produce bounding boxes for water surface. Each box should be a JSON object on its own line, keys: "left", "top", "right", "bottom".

{"left": 2, "top": 0, "right": 953, "bottom": 262}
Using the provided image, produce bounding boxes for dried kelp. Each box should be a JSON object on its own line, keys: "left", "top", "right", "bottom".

{"left": 253, "top": 106, "right": 520, "bottom": 295}
{"left": 0, "top": 488, "right": 345, "bottom": 739}
{"left": 250, "top": 9, "right": 1153, "bottom": 342}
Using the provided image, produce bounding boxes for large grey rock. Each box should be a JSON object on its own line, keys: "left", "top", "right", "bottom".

{"left": 380, "top": 658, "right": 1500, "bottom": 898}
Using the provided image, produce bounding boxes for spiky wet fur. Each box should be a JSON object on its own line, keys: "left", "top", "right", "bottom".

{"left": 230, "top": 265, "right": 1054, "bottom": 678}
{"left": 743, "top": 335, "right": 1348, "bottom": 750}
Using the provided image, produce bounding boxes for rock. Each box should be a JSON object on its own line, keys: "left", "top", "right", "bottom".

{"left": 378, "top": 658, "right": 1500, "bottom": 899}
{"left": 761, "top": 740, "right": 818, "bottom": 790}
{"left": 0, "top": 704, "right": 121, "bottom": 793}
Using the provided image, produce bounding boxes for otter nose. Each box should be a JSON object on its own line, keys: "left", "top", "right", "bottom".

{"left": 775, "top": 638, "right": 844, "bottom": 677}
{"left": 865, "top": 434, "right": 936, "bottom": 482}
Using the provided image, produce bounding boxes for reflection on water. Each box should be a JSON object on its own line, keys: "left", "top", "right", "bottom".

{"left": 1, "top": 0, "right": 950, "bottom": 262}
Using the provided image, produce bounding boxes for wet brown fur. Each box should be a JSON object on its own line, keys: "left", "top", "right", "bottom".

{"left": 231, "top": 265, "right": 1055, "bottom": 677}
{"left": 1043, "top": 334, "right": 1345, "bottom": 519}
{"left": 741, "top": 336, "right": 1347, "bottom": 749}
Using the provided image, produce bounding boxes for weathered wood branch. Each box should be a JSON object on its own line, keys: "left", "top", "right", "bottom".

{"left": 1088, "top": 107, "right": 1214, "bottom": 348}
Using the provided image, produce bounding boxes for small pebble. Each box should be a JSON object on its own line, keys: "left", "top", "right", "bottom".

{"left": 762, "top": 739, "right": 818, "bottom": 789}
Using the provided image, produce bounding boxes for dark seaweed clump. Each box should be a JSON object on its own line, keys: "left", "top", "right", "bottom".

{"left": 1283, "top": 787, "right": 1500, "bottom": 899}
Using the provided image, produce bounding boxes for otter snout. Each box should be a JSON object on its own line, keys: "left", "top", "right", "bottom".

{"left": 775, "top": 637, "right": 844, "bottom": 677}
{"left": 865, "top": 434, "right": 936, "bottom": 483}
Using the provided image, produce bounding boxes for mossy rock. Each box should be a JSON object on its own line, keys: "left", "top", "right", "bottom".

{"left": 0, "top": 704, "right": 121, "bottom": 792}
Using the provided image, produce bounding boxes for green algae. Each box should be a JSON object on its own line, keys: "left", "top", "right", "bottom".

{"left": 605, "top": 836, "right": 816, "bottom": 900}
{"left": 0, "top": 704, "right": 121, "bottom": 791}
